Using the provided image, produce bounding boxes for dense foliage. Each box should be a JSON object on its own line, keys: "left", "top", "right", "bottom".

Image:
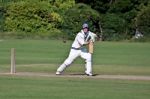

{"left": 76, "top": 0, "right": 150, "bottom": 41}
{"left": 136, "top": 4, "right": 150, "bottom": 36}
{"left": 62, "top": 3, "right": 101, "bottom": 39}
{"left": 1, "top": 0, "right": 75, "bottom": 39}
{"left": 0, "top": 0, "right": 150, "bottom": 41}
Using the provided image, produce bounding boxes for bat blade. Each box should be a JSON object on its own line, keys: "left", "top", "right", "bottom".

{"left": 88, "top": 41, "right": 93, "bottom": 54}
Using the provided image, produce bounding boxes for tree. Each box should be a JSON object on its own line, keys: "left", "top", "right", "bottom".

{"left": 108, "top": 0, "right": 133, "bottom": 13}
{"left": 0, "top": 6, "right": 5, "bottom": 32}
{"left": 75, "top": 0, "right": 150, "bottom": 41}
{"left": 101, "top": 13, "right": 128, "bottom": 41}
{"left": 75, "top": 0, "right": 110, "bottom": 13}
{"left": 62, "top": 3, "right": 101, "bottom": 40}
{"left": 135, "top": 3, "right": 150, "bottom": 36}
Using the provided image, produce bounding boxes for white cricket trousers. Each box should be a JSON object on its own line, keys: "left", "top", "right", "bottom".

{"left": 57, "top": 49, "right": 92, "bottom": 74}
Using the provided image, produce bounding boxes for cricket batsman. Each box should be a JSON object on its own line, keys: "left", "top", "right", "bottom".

{"left": 56, "top": 23, "right": 97, "bottom": 76}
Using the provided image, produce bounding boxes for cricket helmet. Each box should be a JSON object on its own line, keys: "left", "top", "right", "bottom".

{"left": 82, "top": 23, "right": 89, "bottom": 29}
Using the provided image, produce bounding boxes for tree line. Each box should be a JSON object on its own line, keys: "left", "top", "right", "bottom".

{"left": 0, "top": 0, "right": 150, "bottom": 41}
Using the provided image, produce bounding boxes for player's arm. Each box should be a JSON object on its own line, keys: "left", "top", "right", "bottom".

{"left": 77, "top": 34, "right": 89, "bottom": 46}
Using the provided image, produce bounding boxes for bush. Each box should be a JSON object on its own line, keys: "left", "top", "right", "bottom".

{"left": 3, "top": 0, "right": 75, "bottom": 38}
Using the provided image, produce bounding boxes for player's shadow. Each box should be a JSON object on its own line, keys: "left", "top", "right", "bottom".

{"left": 69, "top": 73, "right": 98, "bottom": 76}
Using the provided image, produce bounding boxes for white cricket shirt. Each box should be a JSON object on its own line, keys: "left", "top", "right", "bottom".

{"left": 72, "top": 30, "right": 92, "bottom": 48}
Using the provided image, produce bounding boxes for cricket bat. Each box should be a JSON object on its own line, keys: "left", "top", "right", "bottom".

{"left": 88, "top": 41, "right": 93, "bottom": 54}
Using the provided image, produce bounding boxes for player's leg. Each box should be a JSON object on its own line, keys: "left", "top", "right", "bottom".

{"left": 56, "top": 49, "right": 80, "bottom": 75}
{"left": 80, "top": 52, "right": 92, "bottom": 76}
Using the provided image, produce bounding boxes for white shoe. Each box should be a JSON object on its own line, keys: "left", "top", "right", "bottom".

{"left": 85, "top": 72, "right": 93, "bottom": 76}
{"left": 56, "top": 71, "right": 61, "bottom": 75}
{"left": 86, "top": 73, "right": 93, "bottom": 76}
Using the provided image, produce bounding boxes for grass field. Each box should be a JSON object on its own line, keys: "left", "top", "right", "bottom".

{"left": 0, "top": 39, "right": 150, "bottom": 75}
{"left": 0, "top": 39, "right": 150, "bottom": 99}
{"left": 0, "top": 75, "right": 150, "bottom": 99}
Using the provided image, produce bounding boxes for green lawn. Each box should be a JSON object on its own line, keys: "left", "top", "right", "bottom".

{"left": 0, "top": 39, "right": 150, "bottom": 75}
{"left": 0, "top": 40, "right": 150, "bottom": 99}
{"left": 0, "top": 75, "right": 150, "bottom": 99}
